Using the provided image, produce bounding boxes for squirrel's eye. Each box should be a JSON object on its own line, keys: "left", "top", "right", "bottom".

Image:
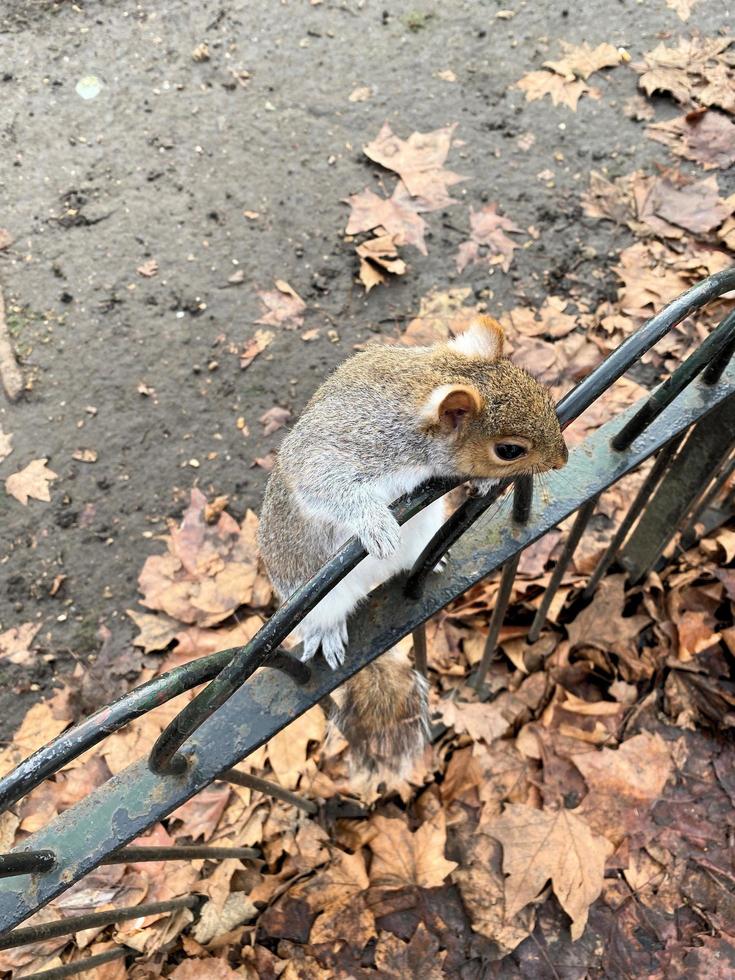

{"left": 494, "top": 442, "right": 528, "bottom": 462}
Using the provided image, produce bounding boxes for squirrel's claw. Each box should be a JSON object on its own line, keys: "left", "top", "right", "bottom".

{"left": 321, "top": 629, "right": 347, "bottom": 670}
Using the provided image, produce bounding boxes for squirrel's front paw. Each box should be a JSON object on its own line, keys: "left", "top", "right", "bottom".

{"left": 358, "top": 511, "right": 401, "bottom": 561}
{"left": 301, "top": 624, "right": 347, "bottom": 670}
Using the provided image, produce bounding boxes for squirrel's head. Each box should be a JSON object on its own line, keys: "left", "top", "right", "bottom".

{"left": 419, "top": 315, "right": 568, "bottom": 479}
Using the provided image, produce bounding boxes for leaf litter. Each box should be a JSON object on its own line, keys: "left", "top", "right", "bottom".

{"left": 4, "top": 24, "right": 735, "bottom": 980}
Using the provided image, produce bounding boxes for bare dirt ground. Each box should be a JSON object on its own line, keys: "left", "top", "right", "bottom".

{"left": 2, "top": 2, "right": 735, "bottom": 978}
{"left": 1, "top": 0, "right": 726, "bottom": 735}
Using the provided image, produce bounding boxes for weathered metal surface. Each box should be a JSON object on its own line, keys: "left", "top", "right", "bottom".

{"left": 0, "top": 358, "right": 733, "bottom": 934}
{"left": 620, "top": 394, "right": 735, "bottom": 581}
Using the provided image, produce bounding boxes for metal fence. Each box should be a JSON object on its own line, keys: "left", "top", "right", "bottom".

{"left": 1, "top": 268, "right": 735, "bottom": 978}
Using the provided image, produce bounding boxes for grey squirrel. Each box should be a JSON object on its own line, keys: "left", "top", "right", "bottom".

{"left": 258, "top": 316, "right": 567, "bottom": 779}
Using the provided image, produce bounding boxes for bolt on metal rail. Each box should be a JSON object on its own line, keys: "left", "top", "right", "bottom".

{"left": 0, "top": 269, "right": 733, "bottom": 976}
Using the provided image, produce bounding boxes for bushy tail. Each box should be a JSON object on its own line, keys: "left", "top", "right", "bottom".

{"left": 331, "top": 645, "right": 429, "bottom": 781}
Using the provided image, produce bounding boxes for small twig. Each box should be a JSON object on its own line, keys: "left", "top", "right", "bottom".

{"left": 0, "top": 284, "right": 23, "bottom": 400}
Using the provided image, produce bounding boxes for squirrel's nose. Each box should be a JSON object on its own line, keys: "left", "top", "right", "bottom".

{"left": 552, "top": 443, "right": 568, "bottom": 469}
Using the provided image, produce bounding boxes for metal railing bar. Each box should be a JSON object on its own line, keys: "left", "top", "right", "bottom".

{"left": 219, "top": 769, "right": 318, "bottom": 814}
{"left": 102, "top": 845, "right": 258, "bottom": 864}
{"left": 612, "top": 308, "right": 735, "bottom": 451}
{"left": 0, "top": 897, "right": 196, "bottom": 950}
{"left": 704, "top": 330, "right": 735, "bottom": 385}
{"left": 0, "top": 851, "right": 55, "bottom": 879}
{"left": 512, "top": 474, "right": 534, "bottom": 524}
{"left": 412, "top": 627, "right": 428, "bottom": 677}
{"left": 555, "top": 267, "right": 735, "bottom": 428}
{"left": 620, "top": 398, "right": 735, "bottom": 583}
{"left": 405, "top": 270, "right": 735, "bottom": 603}
{"left": 147, "top": 479, "right": 458, "bottom": 776}
{"left": 679, "top": 452, "right": 735, "bottom": 548}
{"left": 0, "top": 362, "right": 731, "bottom": 934}
{"left": 403, "top": 480, "right": 510, "bottom": 601}
{"left": 27, "top": 946, "right": 131, "bottom": 980}
{"left": 583, "top": 434, "right": 686, "bottom": 599}
{"left": 471, "top": 477, "right": 533, "bottom": 688}
{"left": 527, "top": 495, "right": 599, "bottom": 644}
{"left": 472, "top": 553, "right": 522, "bottom": 691}
{"left": 0, "top": 648, "right": 236, "bottom": 816}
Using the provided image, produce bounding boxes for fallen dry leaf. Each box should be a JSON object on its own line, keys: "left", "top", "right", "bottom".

{"left": 0, "top": 622, "right": 41, "bottom": 666}
{"left": 355, "top": 232, "right": 407, "bottom": 291}
{"left": 369, "top": 810, "right": 457, "bottom": 889}
{"left": 567, "top": 575, "right": 650, "bottom": 653}
{"left": 0, "top": 689, "right": 73, "bottom": 778}
{"left": 136, "top": 258, "right": 159, "bottom": 277}
{"left": 400, "top": 286, "right": 477, "bottom": 346}
{"left": 240, "top": 328, "right": 274, "bottom": 370}
{"left": 515, "top": 70, "right": 592, "bottom": 111}
{"left": 126, "top": 609, "right": 181, "bottom": 653}
{"left": 653, "top": 175, "right": 733, "bottom": 235}
{"left": 170, "top": 784, "right": 231, "bottom": 842}
{"left": 137, "top": 489, "right": 259, "bottom": 627}
{"left": 666, "top": 0, "right": 698, "bottom": 19}
{"left": 647, "top": 110, "right": 735, "bottom": 170}
{"left": 169, "top": 956, "right": 244, "bottom": 978}
{"left": 502, "top": 295, "right": 577, "bottom": 339}
{"left": 267, "top": 705, "right": 326, "bottom": 789}
{"left": 543, "top": 41, "right": 624, "bottom": 80}
{"left": 363, "top": 122, "right": 466, "bottom": 210}
{"left": 374, "top": 923, "right": 446, "bottom": 978}
{"left": 348, "top": 85, "right": 372, "bottom": 102}
{"left": 454, "top": 826, "right": 535, "bottom": 955}
{"left": 344, "top": 184, "right": 428, "bottom": 254}
{"left": 456, "top": 203, "right": 522, "bottom": 274}
{"left": 256, "top": 280, "right": 306, "bottom": 329}
{"left": 259, "top": 405, "right": 291, "bottom": 435}
{"left": 489, "top": 803, "right": 612, "bottom": 939}
{"left": 635, "top": 36, "right": 735, "bottom": 114}
{"left": 5, "top": 458, "right": 58, "bottom": 505}
{"left": 572, "top": 732, "right": 673, "bottom": 845}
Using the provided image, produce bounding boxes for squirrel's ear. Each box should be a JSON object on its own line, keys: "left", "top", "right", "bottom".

{"left": 421, "top": 383, "right": 483, "bottom": 434}
{"left": 447, "top": 315, "right": 505, "bottom": 360}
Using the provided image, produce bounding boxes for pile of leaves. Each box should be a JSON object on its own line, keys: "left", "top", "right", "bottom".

{"left": 3, "top": 25, "right": 735, "bottom": 980}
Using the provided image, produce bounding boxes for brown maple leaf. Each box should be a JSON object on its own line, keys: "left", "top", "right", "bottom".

{"left": 572, "top": 732, "right": 673, "bottom": 845}
{"left": 363, "top": 122, "right": 466, "bottom": 209}
{"left": 635, "top": 36, "right": 735, "bottom": 114}
{"left": 255, "top": 279, "right": 306, "bottom": 329}
{"left": 400, "top": 287, "right": 478, "bottom": 346}
{"left": 515, "top": 70, "right": 592, "bottom": 111}
{"left": 137, "top": 489, "right": 260, "bottom": 628}
{"left": 502, "top": 295, "right": 577, "bottom": 339}
{"left": 653, "top": 174, "right": 733, "bottom": 234}
{"left": 567, "top": 575, "right": 650, "bottom": 653}
{"left": 543, "top": 41, "right": 624, "bottom": 80}
{"left": 344, "top": 183, "right": 428, "bottom": 254}
{"left": 489, "top": 803, "right": 612, "bottom": 940}
{"left": 266, "top": 704, "right": 326, "bottom": 789}
{"left": 647, "top": 110, "right": 735, "bottom": 170}
{"left": 367, "top": 811, "right": 458, "bottom": 889}
{"left": 5, "top": 458, "right": 58, "bottom": 505}
{"left": 456, "top": 203, "right": 522, "bottom": 274}
{"left": 0, "top": 622, "right": 41, "bottom": 666}
{"left": 454, "top": 826, "right": 535, "bottom": 955}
